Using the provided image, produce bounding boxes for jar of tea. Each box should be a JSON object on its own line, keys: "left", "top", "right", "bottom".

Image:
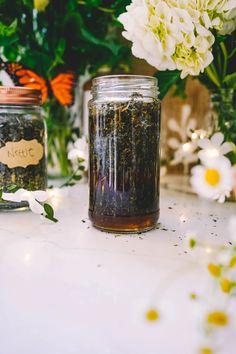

{"left": 89, "top": 75, "right": 161, "bottom": 233}
{"left": 0, "top": 86, "right": 47, "bottom": 209}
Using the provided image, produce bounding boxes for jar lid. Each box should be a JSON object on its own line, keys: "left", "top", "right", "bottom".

{"left": 0, "top": 86, "right": 41, "bottom": 105}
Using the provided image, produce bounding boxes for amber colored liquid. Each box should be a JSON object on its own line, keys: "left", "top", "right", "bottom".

{"left": 89, "top": 210, "right": 159, "bottom": 233}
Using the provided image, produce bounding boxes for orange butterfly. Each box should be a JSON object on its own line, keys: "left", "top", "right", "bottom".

{"left": 0, "top": 59, "right": 77, "bottom": 106}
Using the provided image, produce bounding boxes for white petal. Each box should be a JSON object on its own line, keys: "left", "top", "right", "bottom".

{"left": 211, "top": 132, "right": 224, "bottom": 146}
{"left": 28, "top": 196, "right": 44, "bottom": 214}
{"left": 167, "top": 118, "right": 180, "bottom": 133}
{"left": 68, "top": 149, "right": 79, "bottom": 161}
{"left": 2, "top": 192, "right": 22, "bottom": 202}
{"left": 167, "top": 137, "right": 180, "bottom": 149}
{"left": 220, "top": 142, "right": 233, "bottom": 155}
{"left": 2, "top": 188, "right": 28, "bottom": 202}
{"left": 198, "top": 138, "right": 211, "bottom": 149}
{"left": 32, "top": 190, "right": 49, "bottom": 202}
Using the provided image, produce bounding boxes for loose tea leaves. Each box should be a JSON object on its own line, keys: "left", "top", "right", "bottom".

{"left": 89, "top": 93, "right": 161, "bottom": 231}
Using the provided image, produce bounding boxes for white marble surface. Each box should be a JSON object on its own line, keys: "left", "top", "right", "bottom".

{"left": 0, "top": 184, "right": 236, "bottom": 354}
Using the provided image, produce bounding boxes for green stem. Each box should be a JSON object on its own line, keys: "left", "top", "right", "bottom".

{"left": 205, "top": 65, "right": 221, "bottom": 88}
{"left": 78, "top": 1, "right": 114, "bottom": 13}
{"left": 60, "top": 166, "right": 80, "bottom": 188}
{"left": 220, "top": 42, "right": 228, "bottom": 80}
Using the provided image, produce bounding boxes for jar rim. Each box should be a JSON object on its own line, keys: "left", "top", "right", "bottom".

{"left": 91, "top": 74, "right": 159, "bottom": 98}
{"left": 0, "top": 86, "right": 41, "bottom": 105}
{"left": 92, "top": 74, "right": 157, "bottom": 85}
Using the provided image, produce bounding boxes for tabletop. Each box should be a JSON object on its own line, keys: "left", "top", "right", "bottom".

{"left": 0, "top": 184, "right": 235, "bottom": 354}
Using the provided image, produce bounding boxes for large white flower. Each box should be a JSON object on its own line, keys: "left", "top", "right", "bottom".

{"left": 119, "top": 0, "right": 236, "bottom": 78}
{"left": 198, "top": 132, "right": 233, "bottom": 163}
{"left": 2, "top": 189, "right": 48, "bottom": 214}
{"left": 191, "top": 157, "right": 233, "bottom": 203}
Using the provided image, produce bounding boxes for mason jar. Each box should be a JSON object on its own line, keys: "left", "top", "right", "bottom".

{"left": 0, "top": 86, "right": 47, "bottom": 209}
{"left": 89, "top": 75, "right": 161, "bottom": 233}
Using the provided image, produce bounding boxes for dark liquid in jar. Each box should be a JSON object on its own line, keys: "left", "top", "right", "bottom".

{"left": 89, "top": 94, "right": 161, "bottom": 233}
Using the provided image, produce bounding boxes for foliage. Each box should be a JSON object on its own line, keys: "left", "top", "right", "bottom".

{"left": 0, "top": 0, "right": 131, "bottom": 78}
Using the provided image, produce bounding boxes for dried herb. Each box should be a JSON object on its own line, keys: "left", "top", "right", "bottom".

{"left": 89, "top": 93, "right": 161, "bottom": 232}
{"left": 0, "top": 108, "right": 46, "bottom": 209}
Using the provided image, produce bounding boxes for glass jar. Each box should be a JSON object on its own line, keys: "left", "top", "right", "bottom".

{"left": 0, "top": 87, "right": 47, "bottom": 209}
{"left": 89, "top": 75, "right": 161, "bottom": 233}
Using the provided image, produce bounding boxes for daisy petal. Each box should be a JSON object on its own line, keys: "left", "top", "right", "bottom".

{"left": 220, "top": 142, "right": 233, "bottom": 155}
{"left": 167, "top": 137, "right": 180, "bottom": 149}
{"left": 198, "top": 139, "right": 212, "bottom": 149}
{"left": 167, "top": 118, "right": 180, "bottom": 133}
{"left": 211, "top": 132, "right": 224, "bottom": 146}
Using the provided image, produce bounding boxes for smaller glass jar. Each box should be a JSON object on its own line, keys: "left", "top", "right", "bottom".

{"left": 0, "top": 87, "right": 47, "bottom": 209}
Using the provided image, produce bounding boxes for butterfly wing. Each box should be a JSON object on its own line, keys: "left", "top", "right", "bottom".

{"left": 50, "top": 72, "right": 77, "bottom": 106}
{"left": 0, "top": 60, "right": 48, "bottom": 103}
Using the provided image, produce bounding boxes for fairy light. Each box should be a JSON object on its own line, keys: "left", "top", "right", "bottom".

{"left": 191, "top": 129, "right": 207, "bottom": 141}
{"left": 191, "top": 132, "right": 198, "bottom": 140}
{"left": 182, "top": 142, "right": 192, "bottom": 152}
{"left": 205, "top": 247, "right": 213, "bottom": 254}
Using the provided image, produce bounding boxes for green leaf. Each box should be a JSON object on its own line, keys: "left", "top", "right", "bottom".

{"left": 173, "top": 77, "right": 187, "bottom": 99}
{"left": 0, "top": 19, "right": 17, "bottom": 36}
{"left": 73, "top": 175, "right": 82, "bottom": 180}
{"left": 43, "top": 203, "right": 58, "bottom": 223}
{"left": 81, "top": 28, "right": 121, "bottom": 56}
{"left": 0, "top": 188, "right": 3, "bottom": 199}
{"left": 154, "top": 70, "right": 181, "bottom": 99}
{"left": 7, "top": 184, "right": 19, "bottom": 192}
{"left": 223, "top": 73, "right": 236, "bottom": 88}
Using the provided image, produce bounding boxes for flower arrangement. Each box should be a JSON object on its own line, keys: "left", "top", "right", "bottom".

{"left": 0, "top": 0, "right": 131, "bottom": 176}
{"left": 119, "top": 0, "right": 236, "bottom": 81}
{"left": 119, "top": 0, "right": 236, "bottom": 203}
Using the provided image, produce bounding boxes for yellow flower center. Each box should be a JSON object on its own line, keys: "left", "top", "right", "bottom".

{"left": 208, "top": 263, "right": 221, "bottom": 277}
{"left": 205, "top": 169, "right": 221, "bottom": 186}
{"left": 207, "top": 311, "right": 229, "bottom": 326}
{"left": 200, "top": 347, "right": 213, "bottom": 354}
{"left": 229, "top": 256, "right": 236, "bottom": 268}
{"left": 220, "top": 278, "right": 232, "bottom": 293}
{"left": 146, "top": 309, "right": 159, "bottom": 321}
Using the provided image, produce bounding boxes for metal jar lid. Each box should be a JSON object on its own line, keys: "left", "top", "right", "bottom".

{"left": 0, "top": 86, "right": 41, "bottom": 105}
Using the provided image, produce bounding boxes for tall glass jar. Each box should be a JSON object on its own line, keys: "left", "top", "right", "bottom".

{"left": 0, "top": 87, "right": 47, "bottom": 209}
{"left": 89, "top": 75, "right": 161, "bottom": 233}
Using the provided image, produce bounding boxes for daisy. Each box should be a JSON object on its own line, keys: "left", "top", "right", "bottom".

{"left": 198, "top": 132, "right": 232, "bottom": 163}
{"left": 2, "top": 189, "right": 48, "bottom": 214}
{"left": 190, "top": 157, "right": 233, "bottom": 203}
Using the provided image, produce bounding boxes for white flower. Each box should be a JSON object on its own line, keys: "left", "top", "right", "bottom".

{"left": 2, "top": 189, "right": 48, "bottom": 214}
{"left": 191, "top": 157, "right": 233, "bottom": 203}
{"left": 68, "top": 136, "right": 88, "bottom": 169}
{"left": 119, "top": 0, "right": 236, "bottom": 78}
{"left": 198, "top": 132, "right": 233, "bottom": 163}
{"left": 167, "top": 104, "right": 198, "bottom": 166}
